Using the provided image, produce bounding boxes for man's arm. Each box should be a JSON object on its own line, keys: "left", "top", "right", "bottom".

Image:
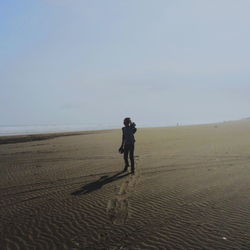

{"left": 131, "top": 122, "right": 137, "bottom": 134}
{"left": 119, "top": 129, "right": 124, "bottom": 153}
{"left": 121, "top": 133, "right": 124, "bottom": 147}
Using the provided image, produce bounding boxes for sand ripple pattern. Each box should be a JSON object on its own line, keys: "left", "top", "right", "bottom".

{"left": 1, "top": 122, "right": 250, "bottom": 249}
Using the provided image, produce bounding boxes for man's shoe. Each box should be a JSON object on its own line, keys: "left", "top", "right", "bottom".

{"left": 131, "top": 169, "right": 135, "bottom": 175}
{"left": 123, "top": 166, "right": 129, "bottom": 172}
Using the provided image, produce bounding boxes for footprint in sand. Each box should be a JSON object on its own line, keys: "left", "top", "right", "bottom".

{"left": 107, "top": 196, "right": 129, "bottom": 225}
{"left": 106, "top": 167, "right": 140, "bottom": 225}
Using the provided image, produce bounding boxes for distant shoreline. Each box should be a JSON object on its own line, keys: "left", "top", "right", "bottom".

{"left": 0, "top": 129, "right": 114, "bottom": 145}
{"left": 0, "top": 124, "right": 120, "bottom": 138}
{"left": 0, "top": 119, "right": 248, "bottom": 144}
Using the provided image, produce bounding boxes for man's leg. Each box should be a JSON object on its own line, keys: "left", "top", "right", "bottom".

{"left": 129, "top": 144, "right": 135, "bottom": 174}
{"left": 123, "top": 145, "right": 129, "bottom": 171}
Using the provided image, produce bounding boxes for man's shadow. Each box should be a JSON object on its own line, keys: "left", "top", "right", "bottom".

{"left": 71, "top": 171, "right": 130, "bottom": 196}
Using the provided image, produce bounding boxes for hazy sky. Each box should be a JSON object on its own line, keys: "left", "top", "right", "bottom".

{"left": 1, "top": 0, "right": 250, "bottom": 128}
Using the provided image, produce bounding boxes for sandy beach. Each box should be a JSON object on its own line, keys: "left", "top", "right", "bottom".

{"left": 0, "top": 120, "right": 250, "bottom": 249}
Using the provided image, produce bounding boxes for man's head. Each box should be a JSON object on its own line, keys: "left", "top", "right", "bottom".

{"left": 123, "top": 117, "right": 131, "bottom": 127}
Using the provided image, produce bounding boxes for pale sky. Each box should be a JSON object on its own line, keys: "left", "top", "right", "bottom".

{"left": 1, "top": 0, "right": 250, "bottom": 128}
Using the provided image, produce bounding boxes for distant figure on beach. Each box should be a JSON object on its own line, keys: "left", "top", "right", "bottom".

{"left": 119, "top": 117, "right": 137, "bottom": 174}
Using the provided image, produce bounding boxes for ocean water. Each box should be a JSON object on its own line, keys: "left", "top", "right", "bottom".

{"left": 0, "top": 124, "right": 120, "bottom": 136}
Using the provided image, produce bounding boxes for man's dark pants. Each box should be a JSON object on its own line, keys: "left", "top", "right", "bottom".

{"left": 124, "top": 143, "right": 135, "bottom": 171}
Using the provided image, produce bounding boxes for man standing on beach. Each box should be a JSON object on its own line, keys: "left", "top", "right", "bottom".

{"left": 119, "top": 117, "right": 137, "bottom": 174}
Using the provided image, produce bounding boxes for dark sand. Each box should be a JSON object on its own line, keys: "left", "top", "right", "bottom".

{"left": 0, "top": 120, "right": 250, "bottom": 249}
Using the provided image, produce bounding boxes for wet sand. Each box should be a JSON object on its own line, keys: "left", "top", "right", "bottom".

{"left": 0, "top": 120, "right": 250, "bottom": 249}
